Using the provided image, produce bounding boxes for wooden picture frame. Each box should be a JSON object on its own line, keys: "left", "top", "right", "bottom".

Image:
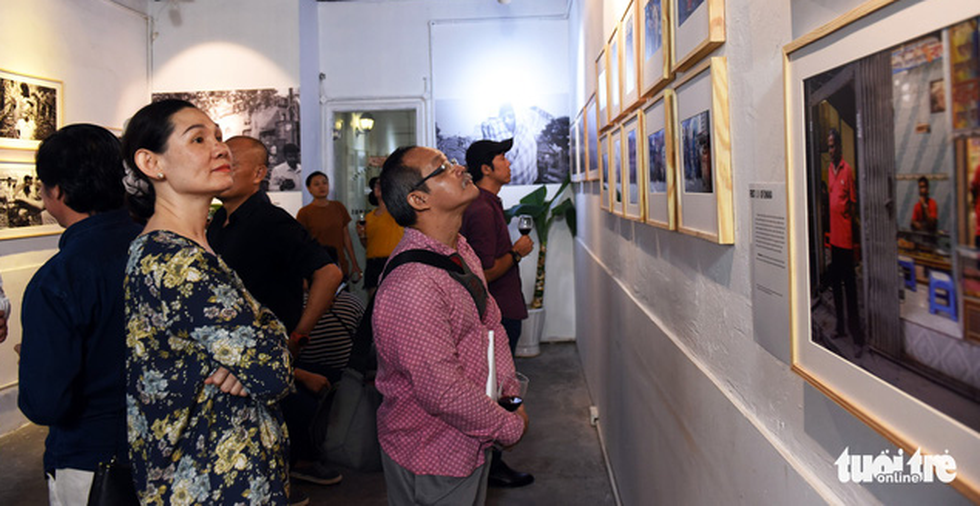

{"left": 572, "top": 108, "right": 585, "bottom": 183}
{"left": 0, "top": 69, "right": 63, "bottom": 151}
{"left": 673, "top": 56, "right": 732, "bottom": 244}
{"left": 0, "top": 161, "right": 62, "bottom": 241}
{"left": 611, "top": 127, "right": 625, "bottom": 215}
{"left": 670, "top": 0, "right": 724, "bottom": 73}
{"left": 586, "top": 94, "right": 600, "bottom": 181}
{"left": 599, "top": 132, "right": 611, "bottom": 210}
{"left": 640, "top": 0, "right": 672, "bottom": 97}
{"left": 620, "top": 1, "right": 642, "bottom": 115}
{"left": 623, "top": 111, "right": 644, "bottom": 220}
{"left": 643, "top": 89, "right": 676, "bottom": 229}
{"left": 785, "top": 1, "right": 980, "bottom": 501}
{"left": 597, "top": 48, "right": 609, "bottom": 131}
{"left": 608, "top": 26, "right": 623, "bottom": 124}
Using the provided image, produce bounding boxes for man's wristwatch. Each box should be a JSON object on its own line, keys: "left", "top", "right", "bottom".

{"left": 510, "top": 250, "right": 522, "bottom": 264}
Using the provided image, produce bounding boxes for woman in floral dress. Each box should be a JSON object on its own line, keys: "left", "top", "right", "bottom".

{"left": 121, "top": 99, "right": 293, "bottom": 505}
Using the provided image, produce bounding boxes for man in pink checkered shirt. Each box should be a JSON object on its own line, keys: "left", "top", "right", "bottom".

{"left": 373, "top": 145, "right": 529, "bottom": 505}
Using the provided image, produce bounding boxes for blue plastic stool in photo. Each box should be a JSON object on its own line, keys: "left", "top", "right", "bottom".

{"left": 928, "top": 270, "right": 956, "bottom": 321}
{"left": 898, "top": 255, "right": 916, "bottom": 291}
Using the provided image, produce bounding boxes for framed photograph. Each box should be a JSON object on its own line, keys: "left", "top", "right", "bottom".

{"left": 785, "top": 1, "right": 980, "bottom": 500}
{"left": 673, "top": 56, "right": 732, "bottom": 243}
{"left": 0, "top": 70, "right": 62, "bottom": 151}
{"left": 0, "top": 161, "right": 61, "bottom": 241}
{"left": 611, "top": 127, "right": 625, "bottom": 215}
{"left": 599, "top": 132, "right": 611, "bottom": 210}
{"left": 643, "top": 89, "right": 676, "bottom": 229}
{"left": 620, "top": 1, "right": 642, "bottom": 114}
{"left": 586, "top": 94, "right": 600, "bottom": 181}
{"left": 640, "top": 0, "right": 671, "bottom": 97}
{"left": 671, "top": 0, "right": 724, "bottom": 73}
{"left": 609, "top": 27, "right": 623, "bottom": 124}
{"left": 571, "top": 109, "right": 583, "bottom": 183}
{"left": 623, "top": 112, "right": 644, "bottom": 220}
{"left": 597, "top": 48, "right": 610, "bottom": 130}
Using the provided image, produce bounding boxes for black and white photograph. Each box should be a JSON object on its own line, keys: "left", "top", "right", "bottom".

{"left": 0, "top": 70, "right": 61, "bottom": 150}
{"left": 152, "top": 88, "right": 301, "bottom": 191}
{"left": 0, "top": 162, "right": 53, "bottom": 234}
{"left": 648, "top": 129, "right": 667, "bottom": 193}
{"left": 681, "top": 110, "right": 712, "bottom": 193}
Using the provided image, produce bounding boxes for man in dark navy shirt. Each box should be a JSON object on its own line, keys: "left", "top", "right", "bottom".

{"left": 207, "top": 135, "right": 345, "bottom": 489}
{"left": 461, "top": 138, "right": 535, "bottom": 489}
{"left": 18, "top": 124, "right": 141, "bottom": 503}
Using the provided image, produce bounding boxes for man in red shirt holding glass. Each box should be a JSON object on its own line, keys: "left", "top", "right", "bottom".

{"left": 827, "top": 128, "right": 864, "bottom": 356}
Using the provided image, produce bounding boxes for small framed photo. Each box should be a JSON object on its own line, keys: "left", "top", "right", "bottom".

{"left": 0, "top": 69, "right": 63, "bottom": 151}
{"left": 599, "top": 132, "right": 611, "bottom": 210}
{"left": 623, "top": 112, "right": 644, "bottom": 220}
{"left": 671, "top": 0, "right": 725, "bottom": 73}
{"left": 569, "top": 113, "right": 580, "bottom": 182}
{"left": 611, "top": 127, "right": 625, "bottom": 215}
{"left": 673, "top": 56, "right": 732, "bottom": 244}
{"left": 597, "top": 48, "right": 610, "bottom": 130}
{"left": 573, "top": 109, "right": 586, "bottom": 183}
{"left": 620, "top": 1, "right": 642, "bottom": 113}
{"left": 586, "top": 94, "right": 600, "bottom": 181}
{"left": 609, "top": 26, "right": 622, "bottom": 123}
{"left": 640, "top": 0, "right": 671, "bottom": 97}
{"left": 0, "top": 161, "right": 61, "bottom": 241}
{"left": 643, "top": 89, "right": 676, "bottom": 229}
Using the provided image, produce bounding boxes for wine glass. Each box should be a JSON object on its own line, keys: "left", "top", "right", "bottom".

{"left": 517, "top": 215, "right": 533, "bottom": 236}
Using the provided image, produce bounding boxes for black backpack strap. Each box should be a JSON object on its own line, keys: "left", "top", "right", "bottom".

{"left": 380, "top": 249, "right": 464, "bottom": 281}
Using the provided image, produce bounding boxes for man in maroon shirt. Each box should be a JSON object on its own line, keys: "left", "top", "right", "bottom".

{"left": 374, "top": 146, "right": 529, "bottom": 505}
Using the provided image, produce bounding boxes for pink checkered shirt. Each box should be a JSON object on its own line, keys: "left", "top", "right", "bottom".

{"left": 373, "top": 228, "right": 525, "bottom": 477}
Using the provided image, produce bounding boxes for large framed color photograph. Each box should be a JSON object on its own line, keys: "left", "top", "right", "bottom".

{"left": 643, "top": 90, "right": 675, "bottom": 229}
{"left": 671, "top": 0, "right": 724, "bottom": 73}
{"left": 785, "top": 1, "right": 980, "bottom": 500}
{"left": 586, "top": 94, "right": 599, "bottom": 181}
{"left": 623, "top": 112, "right": 643, "bottom": 220}
{"left": 674, "top": 57, "right": 732, "bottom": 244}
{"left": 0, "top": 70, "right": 62, "bottom": 151}
{"left": 640, "top": 0, "right": 671, "bottom": 97}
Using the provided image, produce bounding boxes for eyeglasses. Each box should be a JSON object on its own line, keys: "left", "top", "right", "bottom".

{"left": 411, "top": 158, "right": 457, "bottom": 191}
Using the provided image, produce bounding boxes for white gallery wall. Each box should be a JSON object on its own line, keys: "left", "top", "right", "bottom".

{"left": 319, "top": 0, "right": 577, "bottom": 341}
{"left": 0, "top": 0, "right": 150, "bottom": 435}
{"left": 571, "top": 0, "right": 970, "bottom": 504}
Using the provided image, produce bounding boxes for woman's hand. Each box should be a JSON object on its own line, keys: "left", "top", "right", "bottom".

{"left": 205, "top": 367, "right": 248, "bottom": 397}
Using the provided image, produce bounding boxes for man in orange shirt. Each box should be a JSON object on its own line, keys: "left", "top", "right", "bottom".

{"left": 826, "top": 129, "right": 864, "bottom": 356}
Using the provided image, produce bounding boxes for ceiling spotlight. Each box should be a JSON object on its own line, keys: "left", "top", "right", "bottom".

{"left": 498, "top": 0, "right": 512, "bottom": 4}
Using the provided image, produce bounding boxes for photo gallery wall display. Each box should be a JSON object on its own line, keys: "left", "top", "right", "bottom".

{"left": 586, "top": 94, "right": 600, "bottom": 181}
{"left": 785, "top": 1, "right": 980, "bottom": 501}
{"left": 623, "top": 112, "right": 644, "bottom": 221}
{"left": 0, "top": 161, "right": 61, "bottom": 241}
{"left": 671, "top": 0, "right": 725, "bottom": 73}
{"left": 640, "top": 0, "right": 672, "bottom": 97}
{"left": 643, "top": 90, "right": 676, "bottom": 229}
{"left": 620, "top": 1, "right": 642, "bottom": 117}
{"left": 0, "top": 69, "right": 62, "bottom": 151}
{"left": 611, "top": 127, "right": 625, "bottom": 215}
{"left": 599, "top": 132, "right": 611, "bottom": 210}
{"left": 673, "top": 56, "right": 732, "bottom": 244}
{"left": 597, "top": 48, "right": 609, "bottom": 131}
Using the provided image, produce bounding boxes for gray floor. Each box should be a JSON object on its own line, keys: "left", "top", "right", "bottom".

{"left": 0, "top": 342, "right": 616, "bottom": 505}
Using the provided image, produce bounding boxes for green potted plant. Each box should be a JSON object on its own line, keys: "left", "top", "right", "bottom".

{"left": 504, "top": 175, "right": 576, "bottom": 355}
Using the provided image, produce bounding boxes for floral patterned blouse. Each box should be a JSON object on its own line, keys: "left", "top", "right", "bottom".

{"left": 125, "top": 231, "right": 293, "bottom": 505}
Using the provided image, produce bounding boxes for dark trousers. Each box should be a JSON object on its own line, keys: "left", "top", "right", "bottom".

{"left": 501, "top": 318, "right": 522, "bottom": 355}
{"left": 281, "top": 360, "right": 336, "bottom": 463}
{"left": 830, "top": 245, "right": 863, "bottom": 346}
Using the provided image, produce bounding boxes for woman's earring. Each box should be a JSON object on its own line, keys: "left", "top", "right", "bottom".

{"left": 157, "top": 173, "right": 165, "bottom": 180}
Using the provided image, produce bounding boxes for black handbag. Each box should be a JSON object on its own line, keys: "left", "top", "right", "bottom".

{"left": 86, "top": 457, "right": 139, "bottom": 506}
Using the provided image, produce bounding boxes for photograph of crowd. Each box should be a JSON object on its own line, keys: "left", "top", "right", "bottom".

{"left": 681, "top": 110, "right": 712, "bottom": 193}
{"left": 152, "top": 88, "right": 301, "bottom": 191}
{"left": 804, "top": 17, "right": 980, "bottom": 432}
{"left": 0, "top": 72, "right": 59, "bottom": 147}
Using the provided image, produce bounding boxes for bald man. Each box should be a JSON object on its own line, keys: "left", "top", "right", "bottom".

{"left": 206, "top": 136, "right": 346, "bottom": 487}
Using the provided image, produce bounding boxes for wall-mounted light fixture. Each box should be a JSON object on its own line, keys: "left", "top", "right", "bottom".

{"left": 356, "top": 113, "right": 375, "bottom": 135}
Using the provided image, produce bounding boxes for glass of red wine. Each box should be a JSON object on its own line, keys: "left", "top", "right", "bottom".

{"left": 497, "top": 372, "right": 529, "bottom": 412}
{"left": 517, "top": 215, "right": 533, "bottom": 236}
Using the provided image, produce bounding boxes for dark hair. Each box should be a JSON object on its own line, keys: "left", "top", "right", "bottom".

{"left": 120, "top": 99, "right": 196, "bottom": 219}
{"left": 368, "top": 176, "right": 380, "bottom": 207}
{"left": 381, "top": 146, "right": 422, "bottom": 227}
{"left": 35, "top": 124, "right": 125, "bottom": 214}
{"left": 284, "top": 143, "right": 300, "bottom": 155}
{"left": 918, "top": 176, "right": 929, "bottom": 188}
{"left": 305, "top": 171, "right": 328, "bottom": 188}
